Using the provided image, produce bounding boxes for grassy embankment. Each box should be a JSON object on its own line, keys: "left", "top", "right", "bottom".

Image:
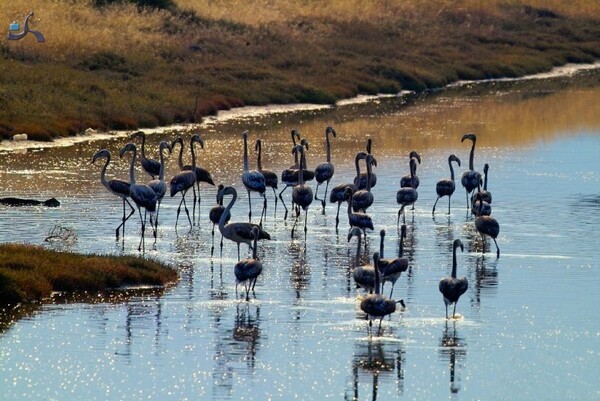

{"left": 1, "top": 0, "right": 599, "bottom": 140}
{"left": 0, "top": 243, "right": 177, "bottom": 305}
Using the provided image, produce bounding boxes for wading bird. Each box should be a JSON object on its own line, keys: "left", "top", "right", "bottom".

{"left": 345, "top": 187, "right": 374, "bottom": 235}
{"left": 397, "top": 157, "right": 419, "bottom": 226}
{"left": 460, "top": 133, "right": 481, "bottom": 211}
{"left": 218, "top": 186, "right": 271, "bottom": 260}
{"left": 314, "top": 126, "right": 336, "bottom": 208}
{"left": 360, "top": 252, "right": 399, "bottom": 336}
{"left": 400, "top": 151, "right": 422, "bottom": 190}
{"left": 349, "top": 227, "right": 375, "bottom": 294}
{"left": 329, "top": 182, "right": 357, "bottom": 231}
{"left": 355, "top": 138, "right": 378, "bottom": 189}
{"left": 91, "top": 149, "right": 135, "bottom": 240}
{"left": 471, "top": 163, "right": 492, "bottom": 216}
{"left": 378, "top": 227, "right": 409, "bottom": 298}
{"left": 439, "top": 239, "right": 469, "bottom": 319}
{"left": 242, "top": 131, "right": 266, "bottom": 224}
{"left": 352, "top": 154, "right": 376, "bottom": 213}
{"left": 279, "top": 138, "right": 313, "bottom": 219}
{"left": 291, "top": 144, "right": 313, "bottom": 237}
{"left": 255, "top": 139, "right": 279, "bottom": 209}
{"left": 171, "top": 135, "right": 215, "bottom": 209}
{"left": 234, "top": 226, "right": 264, "bottom": 301}
{"left": 130, "top": 131, "right": 160, "bottom": 179}
{"left": 432, "top": 154, "right": 461, "bottom": 215}
{"left": 147, "top": 141, "right": 171, "bottom": 237}
{"left": 119, "top": 143, "right": 158, "bottom": 251}
{"left": 169, "top": 135, "right": 202, "bottom": 229}
{"left": 209, "top": 184, "right": 231, "bottom": 257}
{"left": 474, "top": 192, "right": 500, "bottom": 258}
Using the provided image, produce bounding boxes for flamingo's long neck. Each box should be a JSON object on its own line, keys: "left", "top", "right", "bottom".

{"left": 190, "top": 139, "right": 197, "bottom": 170}
{"left": 139, "top": 135, "right": 147, "bottom": 159}
{"left": 365, "top": 158, "right": 373, "bottom": 191}
{"left": 449, "top": 158, "right": 456, "bottom": 181}
{"left": 410, "top": 159, "right": 416, "bottom": 188}
{"left": 379, "top": 232, "right": 385, "bottom": 259}
{"left": 451, "top": 246, "right": 458, "bottom": 278}
{"left": 346, "top": 195, "right": 353, "bottom": 217}
{"left": 243, "top": 135, "right": 249, "bottom": 173}
{"left": 252, "top": 233, "right": 258, "bottom": 259}
{"left": 176, "top": 140, "right": 185, "bottom": 170}
{"left": 325, "top": 132, "right": 331, "bottom": 164}
{"left": 256, "top": 141, "right": 263, "bottom": 171}
{"left": 354, "top": 153, "right": 362, "bottom": 177}
{"left": 219, "top": 189, "right": 237, "bottom": 231}
{"left": 374, "top": 254, "right": 381, "bottom": 295}
{"left": 483, "top": 168, "right": 488, "bottom": 191}
{"left": 298, "top": 149, "right": 305, "bottom": 185}
{"left": 99, "top": 155, "right": 110, "bottom": 189}
{"left": 469, "top": 140, "right": 475, "bottom": 171}
{"left": 128, "top": 148, "right": 137, "bottom": 186}
{"left": 355, "top": 232, "right": 362, "bottom": 263}
{"left": 158, "top": 145, "right": 167, "bottom": 181}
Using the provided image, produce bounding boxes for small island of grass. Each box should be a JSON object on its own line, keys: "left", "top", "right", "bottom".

{"left": 0, "top": 243, "right": 178, "bottom": 305}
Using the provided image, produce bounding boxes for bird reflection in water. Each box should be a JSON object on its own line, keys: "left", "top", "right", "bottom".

{"left": 472, "top": 255, "right": 499, "bottom": 308}
{"left": 346, "top": 340, "right": 405, "bottom": 401}
{"left": 439, "top": 320, "right": 467, "bottom": 394}
{"left": 231, "top": 303, "right": 262, "bottom": 369}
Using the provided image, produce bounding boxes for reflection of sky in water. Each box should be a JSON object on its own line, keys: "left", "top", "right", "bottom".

{"left": 0, "top": 72, "right": 599, "bottom": 400}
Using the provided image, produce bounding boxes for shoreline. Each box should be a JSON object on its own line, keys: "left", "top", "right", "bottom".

{"left": 1, "top": 61, "right": 598, "bottom": 154}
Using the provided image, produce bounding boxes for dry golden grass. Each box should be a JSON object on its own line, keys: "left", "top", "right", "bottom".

{"left": 0, "top": 0, "right": 599, "bottom": 139}
{"left": 174, "top": 0, "right": 600, "bottom": 24}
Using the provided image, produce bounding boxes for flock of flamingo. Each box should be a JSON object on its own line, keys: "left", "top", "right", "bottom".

{"left": 92, "top": 127, "right": 501, "bottom": 335}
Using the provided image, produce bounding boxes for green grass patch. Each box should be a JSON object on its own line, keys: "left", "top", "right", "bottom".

{"left": 0, "top": 244, "right": 178, "bottom": 305}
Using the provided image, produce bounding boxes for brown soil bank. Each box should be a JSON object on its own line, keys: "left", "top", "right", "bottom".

{"left": 1, "top": 1, "right": 599, "bottom": 140}
{"left": 0, "top": 243, "right": 178, "bottom": 305}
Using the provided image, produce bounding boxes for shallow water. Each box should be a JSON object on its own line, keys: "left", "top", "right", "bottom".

{"left": 0, "top": 70, "right": 599, "bottom": 400}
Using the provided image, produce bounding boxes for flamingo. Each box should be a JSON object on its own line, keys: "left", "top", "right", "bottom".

{"left": 279, "top": 138, "right": 313, "bottom": 219}
{"left": 146, "top": 140, "right": 171, "bottom": 237}
{"left": 217, "top": 186, "right": 271, "bottom": 260}
{"left": 460, "top": 133, "right": 481, "bottom": 211}
{"left": 439, "top": 239, "right": 469, "bottom": 319}
{"left": 345, "top": 187, "right": 374, "bottom": 234}
{"left": 356, "top": 138, "right": 378, "bottom": 189}
{"left": 378, "top": 228, "right": 409, "bottom": 298}
{"left": 329, "top": 182, "right": 357, "bottom": 230}
{"left": 314, "top": 126, "right": 337, "bottom": 208}
{"left": 400, "top": 151, "right": 422, "bottom": 189}
{"left": 209, "top": 184, "right": 231, "bottom": 257}
{"left": 360, "top": 252, "right": 399, "bottom": 336}
{"left": 432, "top": 154, "right": 461, "bottom": 215}
{"left": 474, "top": 192, "right": 500, "bottom": 258}
{"left": 242, "top": 131, "right": 267, "bottom": 224}
{"left": 349, "top": 227, "right": 376, "bottom": 293}
{"left": 234, "top": 226, "right": 264, "bottom": 301}
{"left": 396, "top": 157, "right": 419, "bottom": 226}
{"left": 471, "top": 163, "right": 492, "bottom": 215}
{"left": 255, "top": 139, "right": 279, "bottom": 209}
{"left": 169, "top": 135, "right": 202, "bottom": 229}
{"left": 119, "top": 143, "right": 158, "bottom": 251}
{"left": 171, "top": 135, "right": 215, "bottom": 209}
{"left": 354, "top": 150, "right": 378, "bottom": 190}
{"left": 351, "top": 154, "right": 376, "bottom": 213}
{"left": 91, "top": 149, "right": 135, "bottom": 240}
{"left": 471, "top": 179, "right": 492, "bottom": 216}
{"left": 291, "top": 144, "right": 313, "bottom": 237}
{"left": 130, "top": 131, "right": 160, "bottom": 179}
